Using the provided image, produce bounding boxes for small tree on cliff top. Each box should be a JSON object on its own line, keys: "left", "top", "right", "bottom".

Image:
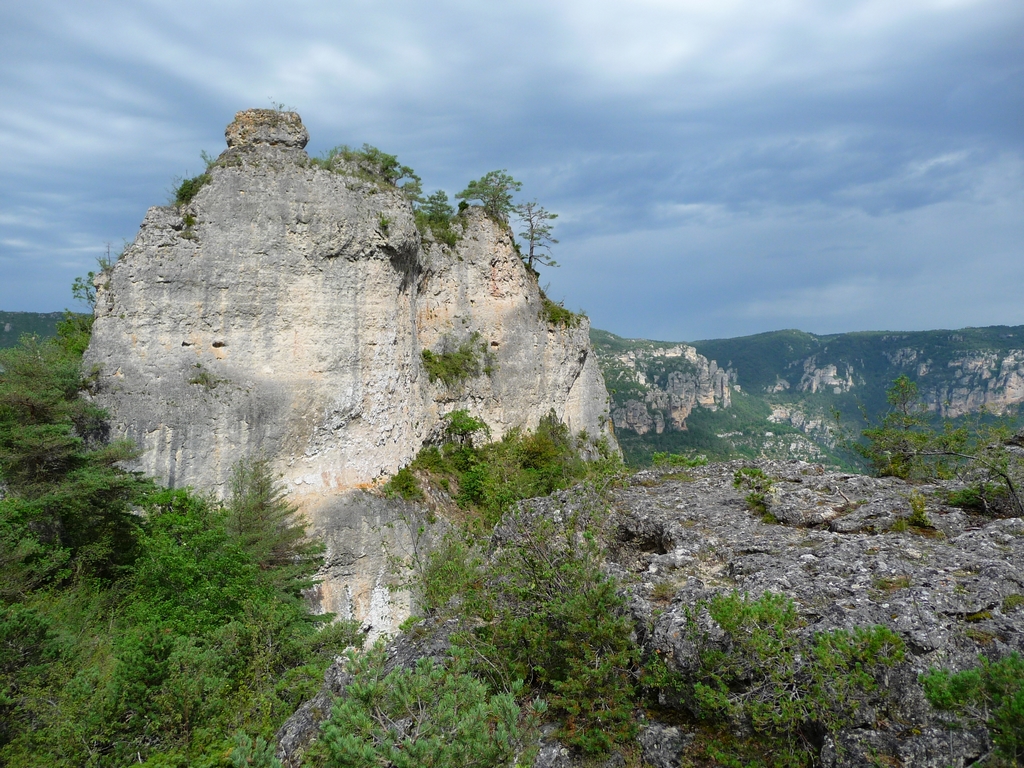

{"left": 456, "top": 170, "right": 522, "bottom": 223}
{"left": 515, "top": 201, "right": 558, "bottom": 272}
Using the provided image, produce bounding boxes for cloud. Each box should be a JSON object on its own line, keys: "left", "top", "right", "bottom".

{"left": 0, "top": 0, "right": 1021, "bottom": 339}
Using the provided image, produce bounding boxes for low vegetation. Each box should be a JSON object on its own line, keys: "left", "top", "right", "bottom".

{"left": 672, "top": 591, "right": 906, "bottom": 767}
{"left": 540, "top": 295, "right": 584, "bottom": 328}
{"left": 421, "top": 332, "right": 495, "bottom": 387}
{"left": 857, "top": 375, "right": 1024, "bottom": 517}
{"left": 0, "top": 318, "right": 358, "bottom": 766}
{"left": 319, "top": 643, "right": 532, "bottom": 768}
{"left": 922, "top": 652, "right": 1024, "bottom": 764}
{"left": 309, "top": 143, "right": 422, "bottom": 202}
{"left": 733, "top": 466, "right": 776, "bottom": 520}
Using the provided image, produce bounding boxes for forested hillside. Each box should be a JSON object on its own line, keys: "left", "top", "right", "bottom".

{"left": 0, "top": 311, "right": 64, "bottom": 348}
{"left": 593, "top": 326, "right": 1024, "bottom": 467}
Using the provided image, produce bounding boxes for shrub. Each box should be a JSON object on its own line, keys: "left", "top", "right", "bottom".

{"left": 673, "top": 591, "right": 905, "bottom": 765}
{"left": 310, "top": 144, "right": 421, "bottom": 201}
{"left": 733, "top": 467, "right": 775, "bottom": 518}
{"left": 174, "top": 173, "right": 211, "bottom": 206}
{"left": 319, "top": 643, "right": 529, "bottom": 768}
{"left": 907, "top": 490, "right": 932, "bottom": 528}
{"left": 383, "top": 467, "right": 424, "bottom": 501}
{"left": 652, "top": 451, "right": 708, "bottom": 468}
{"left": 922, "top": 652, "right": 1024, "bottom": 763}
{"left": 457, "top": 494, "right": 639, "bottom": 754}
{"left": 540, "top": 296, "right": 584, "bottom": 328}
{"left": 421, "top": 333, "right": 494, "bottom": 387}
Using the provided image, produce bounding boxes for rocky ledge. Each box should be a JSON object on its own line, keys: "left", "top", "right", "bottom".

{"left": 280, "top": 460, "right": 1022, "bottom": 767}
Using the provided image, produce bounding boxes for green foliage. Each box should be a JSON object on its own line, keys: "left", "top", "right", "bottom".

{"left": 670, "top": 591, "right": 905, "bottom": 765}
{"left": 733, "top": 467, "right": 775, "bottom": 518}
{"left": 2, "top": 484, "right": 357, "bottom": 766}
{"left": 231, "top": 731, "right": 283, "bottom": 768}
{"left": 421, "top": 332, "right": 494, "bottom": 387}
{"left": 944, "top": 481, "right": 1009, "bottom": 514}
{"left": 383, "top": 467, "right": 425, "bottom": 501}
{"left": 320, "top": 642, "right": 529, "bottom": 768}
{"left": 455, "top": 170, "right": 522, "bottom": 223}
{"left": 415, "top": 189, "right": 459, "bottom": 248}
{"left": 174, "top": 172, "right": 211, "bottom": 206}
{"left": 540, "top": 296, "right": 584, "bottom": 328}
{"left": 515, "top": 200, "right": 558, "bottom": 272}
{"left": 429, "top": 494, "right": 638, "bottom": 755}
{"left": 443, "top": 409, "right": 491, "bottom": 447}
{"left": 310, "top": 144, "right": 422, "bottom": 201}
{"left": 858, "top": 376, "right": 961, "bottom": 479}
{"left": 408, "top": 410, "right": 607, "bottom": 527}
{"left": 0, "top": 319, "right": 152, "bottom": 589}
{"left": 858, "top": 377, "right": 1024, "bottom": 516}
{"left": 652, "top": 451, "right": 709, "bottom": 468}
{"left": 226, "top": 453, "right": 324, "bottom": 593}
{"left": 907, "top": 489, "right": 932, "bottom": 528}
{"left": 922, "top": 652, "right": 1024, "bottom": 763}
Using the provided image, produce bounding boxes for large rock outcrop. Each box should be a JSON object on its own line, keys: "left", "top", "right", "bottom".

{"left": 84, "top": 108, "right": 615, "bottom": 633}
{"left": 276, "top": 462, "right": 1023, "bottom": 766}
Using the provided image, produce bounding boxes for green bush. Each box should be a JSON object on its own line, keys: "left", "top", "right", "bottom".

{"left": 383, "top": 466, "right": 424, "bottom": 501}
{"left": 540, "top": 296, "right": 584, "bottom": 328}
{"left": 671, "top": 591, "right": 905, "bottom": 766}
{"left": 652, "top": 451, "right": 708, "bottom": 468}
{"left": 440, "top": 494, "right": 638, "bottom": 755}
{"left": 421, "top": 333, "right": 494, "bottom": 386}
{"left": 174, "top": 173, "right": 211, "bottom": 206}
{"left": 921, "top": 652, "right": 1024, "bottom": 763}
{"left": 733, "top": 467, "right": 775, "bottom": 519}
{"left": 319, "top": 642, "right": 529, "bottom": 768}
{"left": 310, "top": 144, "right": 421, "bottom": 201}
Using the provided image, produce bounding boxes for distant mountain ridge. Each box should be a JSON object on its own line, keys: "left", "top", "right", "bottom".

{"left": 8, "top": 308, "right": 1024, "bottom": 469}
{"left": 592, "top": 325, "right": 1024, "bottom": 466}
{"left": 0, "top": 311, "right": 64, "bottom": 348}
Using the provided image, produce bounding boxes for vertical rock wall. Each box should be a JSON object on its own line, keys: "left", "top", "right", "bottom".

{"left": 84, "top": 109, "right": 616, "bottom": 634}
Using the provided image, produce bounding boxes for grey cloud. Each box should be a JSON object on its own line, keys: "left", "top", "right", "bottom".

{"left": 0, "top": 0, "right": 1021, "bottom": 339}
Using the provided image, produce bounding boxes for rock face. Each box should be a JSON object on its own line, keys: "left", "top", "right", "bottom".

{"left": 612, "top": 462, "right": 1022, "bottom": 767}
{"left": 599, "top": 342, "right": 734, "bottom": 436}
{"left": 84, "top": 109, "right": 615, "bottom": 633}
{"left": 279, "top": 462, "right": 1022, "bottom": 766}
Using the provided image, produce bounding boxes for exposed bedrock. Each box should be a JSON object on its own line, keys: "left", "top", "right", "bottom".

{"left": 84, "top": 108, "right": 615, "bottom": 633}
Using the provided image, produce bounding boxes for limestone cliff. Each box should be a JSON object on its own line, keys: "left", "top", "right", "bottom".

{"left": 84, "top": 109, "right": 615, "bottom": 634}
{"left": 594, "top": 338, "right": 734, "bottom": 436}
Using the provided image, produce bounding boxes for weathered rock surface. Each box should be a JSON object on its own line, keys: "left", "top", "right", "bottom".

{"left": 84, "top": 109, "right": 615, "bottom": 632}
{"left": 609, "top": 461, "right": 1021, "bottom": 766}
{"left": 600, "top": 341, "right": 734, "bottom": 436}
{"left": 282, "top": 462, "right": 1021, "bottom": 766}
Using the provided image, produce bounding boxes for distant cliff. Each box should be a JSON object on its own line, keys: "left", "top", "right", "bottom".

{"left": 82, "top": 109, "right": 615, "bottom": 633}
{"left": 593, "top": 326, "right": 1024, "bottom": 466}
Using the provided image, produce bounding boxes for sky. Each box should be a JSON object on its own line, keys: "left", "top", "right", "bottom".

{"left": 1, "top": 0, "right": 1021, "bottom": 341}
